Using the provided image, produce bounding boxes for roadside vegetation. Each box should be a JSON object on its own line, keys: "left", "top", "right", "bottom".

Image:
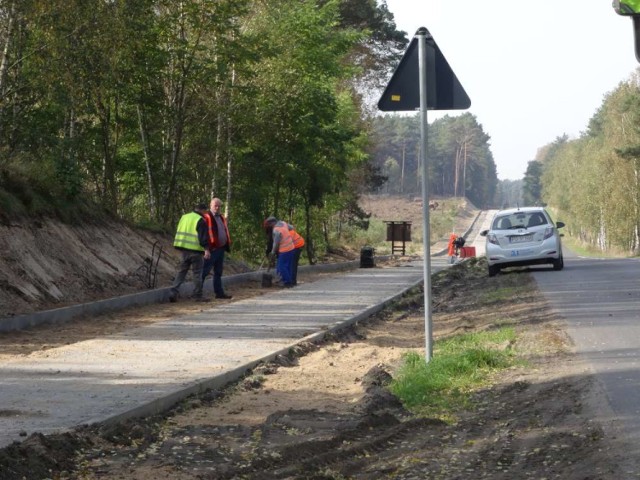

{"left": 391, "top": 327, "right": 517, "bottom": 418}
{"left": 0, "top": 1, "right": 501, "bottom": 269}
{"left": 389, "top": 258, "right": 538, "bottom": 424}
{"left": 0, "top": 0, "right": 410, "bottom": 264}
{"left": 521, "top": 69, "right": 640, "bottom": 256}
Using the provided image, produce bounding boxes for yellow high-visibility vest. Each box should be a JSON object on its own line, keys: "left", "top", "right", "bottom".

{"left": 173, "top": 212, "right": 204, "bottom": 252}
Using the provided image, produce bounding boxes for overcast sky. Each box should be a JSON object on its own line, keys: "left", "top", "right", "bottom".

{"left": 382, "top": 0, "right": 639, "bottom": 181}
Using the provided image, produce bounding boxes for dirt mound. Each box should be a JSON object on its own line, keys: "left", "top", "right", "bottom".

{"left": 0, "top": 219, "right": 174, "bottom": 318}
{"left": 0, "top": 194, "right": 469, "bottom": 320}
{"left": 360, "top": 194, "right": 477, "bottom": 229}
{"left": 0, "top": 219, "right": 253, "bottom": 319}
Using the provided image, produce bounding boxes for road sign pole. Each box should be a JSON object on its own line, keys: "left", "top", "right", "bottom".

{"left": 377, "top": 25, "right": 470, "bottom": 361}
{"left": 417, "top": 28, "right": 433, "bottom": 362}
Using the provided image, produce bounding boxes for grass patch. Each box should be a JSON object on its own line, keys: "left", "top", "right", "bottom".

{"left": 390, "top": 328, "right": 516, "bottom": 417}
{"left": 0, "top": 163, "right": 99, "bottom": 223}
{"left": 479, "top": 285, "right": 529, "bottom": 303}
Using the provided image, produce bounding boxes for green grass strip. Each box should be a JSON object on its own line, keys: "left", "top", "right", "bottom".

{"left": 390, "top": 328, "right": 516, "bottom": 416}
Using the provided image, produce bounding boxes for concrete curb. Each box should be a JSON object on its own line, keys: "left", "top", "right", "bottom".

{"left": 97, "top": 274, "right": 424, "bottom": 427}
{"left": 1, "top": 207, "right": 484, "bottom": 334}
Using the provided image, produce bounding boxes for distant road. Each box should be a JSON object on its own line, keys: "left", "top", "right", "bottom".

{"left": 532, "top": 251, "right": 640, "bottom": 468}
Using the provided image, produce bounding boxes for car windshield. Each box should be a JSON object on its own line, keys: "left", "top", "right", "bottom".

{"left": 492, "top": 212, "right": 548, "bottom": 230}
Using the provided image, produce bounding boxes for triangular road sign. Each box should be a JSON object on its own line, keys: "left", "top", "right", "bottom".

{"left": 378, "top": 27, "right": 470, "bottom": 111}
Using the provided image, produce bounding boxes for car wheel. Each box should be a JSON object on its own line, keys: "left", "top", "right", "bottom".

{"left": 552, "top": 255, "right": 564, "bottom": 271}
{"left": 488, "top": 265, "right": 500, "bottom": 277}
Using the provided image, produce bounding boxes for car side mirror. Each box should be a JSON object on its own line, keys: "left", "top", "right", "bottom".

{"left": 556, "top": 221, "right": 565, "bottom": 229}
{"left": 480, "top": 229, "right": 488, "bottom": 237}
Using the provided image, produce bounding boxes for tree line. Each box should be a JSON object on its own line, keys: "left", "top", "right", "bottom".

{"left": 0, "top": 0, "right": 520, "bottom": 264}
{"left": 523, "top": 68, "right": 640, "bottom": 254}
{"left": 370, "top": 112, "right": 499, "bottom": 208}
{"left": 0, "top": 0, "right": 409, "bottom": 262}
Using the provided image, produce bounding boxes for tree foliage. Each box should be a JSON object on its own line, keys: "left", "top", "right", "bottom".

{"left": 370, "top": 112, "right": 498, "bottom": 208}
{"left": 0, "top": 0, "right": 406, "bottom": 262}
{"left": 540, "top": 70, "right": 640, "bottom": 253}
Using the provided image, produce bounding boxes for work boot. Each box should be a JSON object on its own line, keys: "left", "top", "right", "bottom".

{"left": 215, "top": 293, "right": 232, "bottom": 299}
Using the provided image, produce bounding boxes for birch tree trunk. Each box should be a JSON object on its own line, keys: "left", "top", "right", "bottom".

{"left": 400, "top": 143, "right": 405, "bottom": 194}
{"left": 210, "top": 109, "right": 223, "bottom": 198}
{"left": 137, "top": 104, "right": 157, "bottom": 219}
{"left": 0, "top": 0, "right": 15, "bottom": 97}
{"left": 0, "top": 0, "right": 15, "bottom": 133}
{"left": 225, "top": 66, "right": 235, "bottom": 219}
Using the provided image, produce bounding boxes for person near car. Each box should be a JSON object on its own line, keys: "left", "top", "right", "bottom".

{"left": 201, "top": 197, "right": 233, "bottom": 299}
{"left": 289, "top": 225, "right": 305, "bottom": 286}
{"left": 169, "top": 203, "right": 211, "bottom": 302}
{"left": 263, "top": 216, "right": 295, "bottom": 287}
{"left": 447, "top": 232, "right": 458, "bottom": 264}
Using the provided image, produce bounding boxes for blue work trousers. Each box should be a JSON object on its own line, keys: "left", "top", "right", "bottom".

{"left": 276, "top": 249, "right": 295, "bottom": 286}
{"left": 202, "top": 248, "right": 226, "bottom": 296}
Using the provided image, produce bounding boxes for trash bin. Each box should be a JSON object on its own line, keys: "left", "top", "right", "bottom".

{"left": 360, "top": 246, "right": 375, "bottom": 268}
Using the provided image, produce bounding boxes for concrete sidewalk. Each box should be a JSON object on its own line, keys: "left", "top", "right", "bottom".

{"left": 0, "top": 258, "right": 457, "bottom": 449}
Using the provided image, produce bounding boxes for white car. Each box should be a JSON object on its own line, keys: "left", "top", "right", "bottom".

{"left": 480, "top": 207, "right": 565, "bottom": 277}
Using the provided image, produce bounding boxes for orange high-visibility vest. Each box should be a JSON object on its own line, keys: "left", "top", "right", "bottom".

{"left": 203, "top": 212, "right": 231, "bottom": 249}
{"left": 274, "top": 223, "right": 295, "bottom": 253}
{"left": 447, "top": 233, "right": 457, "bottom": 256}
{"left": 290, "top": 229, "right": 305, "bottom": 249}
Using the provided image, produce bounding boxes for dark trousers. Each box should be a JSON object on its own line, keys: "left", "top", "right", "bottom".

{"left": 292, "top": 247, "right": 302, "bottom": 285}
{"left": 171, "top": 250, "right": 204, "bottom": 298}
{"left": 202, "top": 248, "right": 226, "bottom": 296}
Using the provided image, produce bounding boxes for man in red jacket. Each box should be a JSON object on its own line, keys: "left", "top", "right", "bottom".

{"left": 201, "top": 197, "right": 233, "bottom": 299}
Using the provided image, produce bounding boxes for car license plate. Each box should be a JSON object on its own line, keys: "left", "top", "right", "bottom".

{"left": 510, "top": 248, "right": 534, "bottom": 257}
{"left": 510, "top": 234, "right": 532, "bottom": 244}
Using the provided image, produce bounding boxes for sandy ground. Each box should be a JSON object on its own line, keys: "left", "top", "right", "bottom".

{"left": 0, "top": 259, "right": 632, "bottom": 479}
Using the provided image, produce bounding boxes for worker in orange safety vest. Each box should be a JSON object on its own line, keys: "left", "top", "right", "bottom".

{"left": 263, "top": 216, "right": 296, "bottom": 287}
{"left": 447, "top": 232, "right": 458, "bottom": 264}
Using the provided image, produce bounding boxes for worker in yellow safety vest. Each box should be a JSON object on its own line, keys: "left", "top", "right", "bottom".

{"left": 169, "top": 203, "right": 211, "bottom": 302}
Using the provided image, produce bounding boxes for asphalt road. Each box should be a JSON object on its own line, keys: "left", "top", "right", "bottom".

{"left": 532, "top": 249, "right": 640, "bottom": 470}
